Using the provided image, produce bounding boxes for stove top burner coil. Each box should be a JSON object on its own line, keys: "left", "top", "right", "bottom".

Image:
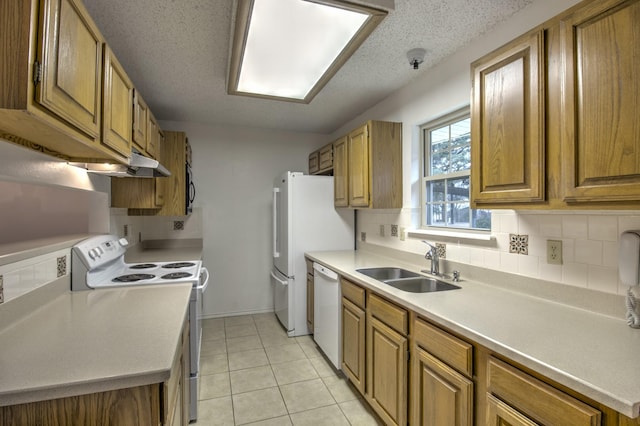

{"left": 161, "top": 272, "right": 193, "bottom": 280}
{"left": 162, "top": 262, "right": 196, "bottom": 269}
{"left": 112, "top": 273, "right": 156, "bottom": 282}
{"left": 129, "top": 263, "right": 158, "bottom": 269}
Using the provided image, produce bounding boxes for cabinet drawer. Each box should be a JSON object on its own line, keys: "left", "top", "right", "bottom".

{"left": 341, "top": 278, "right": 365, "bottom": 309}
{"left": 487, "top": 357, "right": 601, "bottom": 425}
{"left": 369, "top": 293, "right": 407, "bottom": 335}
{"left": 413, "top": 318, "right": 473, "bottom": 377}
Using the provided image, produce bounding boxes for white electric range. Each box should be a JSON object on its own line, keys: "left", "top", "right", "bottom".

{"left": 71, "top": 234, "right": 208, "bottom": 422}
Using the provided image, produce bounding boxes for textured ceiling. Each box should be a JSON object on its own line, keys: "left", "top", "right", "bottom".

{"left": 82, "top": 0, "right": 534, "bottom": 134}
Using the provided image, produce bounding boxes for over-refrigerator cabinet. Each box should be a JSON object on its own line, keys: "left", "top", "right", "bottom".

{"left": 271, "top": 172, "right": 354, "bottom": 337}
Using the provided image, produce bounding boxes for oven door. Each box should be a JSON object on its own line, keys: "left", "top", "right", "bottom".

{"left": 190, "top": 267, "right": 209, "bottom": 422}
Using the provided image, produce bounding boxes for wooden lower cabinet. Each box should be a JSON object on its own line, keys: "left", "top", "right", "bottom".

{"left": 341, "top": 297, "right": 366, "bottom": 394}
{"left": 306, "top": 258, "right": 314, "bottom": 333}
{"left": 366, "top": 293, "right": 408, "bottom": 426}
{"left": 411, "top": 317, "right": 474, "bottom": 426}
{"left": 412, "top": 348, "right": 473, "bottom": 426}
{"left": 0, "top": 317, "right": 190, "bottom": 426}
{"left": 338, "top": 278, "right": 637, "bottom": 426}
{"left": 486, "top": 357, "right": 601, "bottom": 426}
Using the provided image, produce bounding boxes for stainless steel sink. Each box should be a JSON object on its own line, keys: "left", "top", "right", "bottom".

{"left": 356, "top": 267, "right": 421, "bottom": 281}
{"left": 356, "top": 267, "right": 460, "bottom": 293}
{"left": 384, "top": 277, "right": 460, "bottom": 293}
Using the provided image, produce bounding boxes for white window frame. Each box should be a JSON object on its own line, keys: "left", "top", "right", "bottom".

{"left": 420, "top": 106, "right": 490, "bottom": 233}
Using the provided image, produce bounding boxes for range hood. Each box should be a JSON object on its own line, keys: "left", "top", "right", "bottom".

{"left": 70, "top": 151, "right": 171, "bottom": 178}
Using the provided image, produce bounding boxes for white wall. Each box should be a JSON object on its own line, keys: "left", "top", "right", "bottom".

{"left": 159, "top": 121, "right": 326, "bottom": 317}
{"left": 326, "top": 0, "right": 640, "bottom": 296}
{"left": 0, "top": 141, "right": 110, "bottom": 243}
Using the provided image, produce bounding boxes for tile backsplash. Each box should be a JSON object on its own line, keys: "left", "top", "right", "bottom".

{"left": 110, "top": 207, "right": 203, "bottom": 243}
{"left": 358, "top": 209, "right": 640, "bottom": 296}
{"left": 0, "top": 249, "right": 70, "bottom": 303}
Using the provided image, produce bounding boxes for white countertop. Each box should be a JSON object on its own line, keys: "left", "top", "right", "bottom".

{"left": 306, "top": 249, "right": 640, "bottom": 418}
{"left": 0, "top": 279, "right": 192, "bottom": 406}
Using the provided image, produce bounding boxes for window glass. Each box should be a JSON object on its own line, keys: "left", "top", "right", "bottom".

{"left": 422, "top": 109, "right": 490, "bottom": 231}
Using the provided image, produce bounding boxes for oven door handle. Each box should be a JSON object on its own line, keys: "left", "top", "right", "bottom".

{"left": 197, "top": 267, "right": 209, "bottom": 292}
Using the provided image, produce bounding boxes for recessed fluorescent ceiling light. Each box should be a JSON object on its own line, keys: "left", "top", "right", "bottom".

{"left": 229, "top": 0, "right": 387, "bottom": 103}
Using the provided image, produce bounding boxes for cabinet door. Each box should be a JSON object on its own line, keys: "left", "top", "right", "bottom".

{"left": 486, "top": 394, "right": 537, "bottom": 426}
{"left": 309, "top": 151, "right": 319, "bottom": 174}
{"left": 36, "top": 0, "right": 102, "bottom": 139}
{"left": 155, "top": 131, "right": 166, "bottom": 207}
{"left": 366, "top": 316, "right": 407, "bottom": 426}
{"left": 147, "top": 113, "right": 159, "bottom": 159}
{"left": 102, "top": 45, "right": 133, "bottom": 157}
{"left": 342, "top": 297, "right": 365, "bottom": 394}
{"left": 348, "top": 125, "right": 371, "bottom": 207}
{"left": 560, "top": 0, "right": 640, "bottom": 203}
{"left": 133, "top": 90, "right": 149, "bottom": 153}
{"left": 471, "top": 30, "right": 545, "bottom": 205}
{"left": 307, "top": 273, "right": 314, "bottom": 333}
{"left": 411, "top": 347, "right": 473, "bottom": 426}
{"left": 334, "top": 136, "right": 349, "bottom": 207}
{"left": 319, "top": 143, "right": 333, "bottom": 171}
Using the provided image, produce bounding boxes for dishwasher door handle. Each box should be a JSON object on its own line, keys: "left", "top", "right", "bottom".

{"left": 313, "top": 263, "right": 338, "bottom": 281}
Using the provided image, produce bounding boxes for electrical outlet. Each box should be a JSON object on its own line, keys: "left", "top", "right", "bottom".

{"left": 379, "top": 225, "right": 385, "bottom": 237}
{"left": 399, "top": 227, "right": 406, "bottom": 241}
{"left": 361, "top": 232, "right": 366, "bottom": 242}
{"left": 123, "top": 224, "right": 129, "bottom": 237}
{"left": 547, "top": 240, "right": 563, "bottom": 265}
{"left": 391, "top": 224, "right": 398, "bottom": 237}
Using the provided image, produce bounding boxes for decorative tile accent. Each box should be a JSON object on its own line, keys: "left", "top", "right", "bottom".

{"left": 436, "top": 243, "right": 446, "bottom": 259}
{"left": 509, "top": 234, "right": 529, "bottom": 255}
{"left": 173, "top": 220, "right": 184, "bottom": 231}
{"left": 56, "top": 256, "right": 67, "bottom": 277}
{"left": 391, "top": 224, "right": 398, "bottom": 237}
{"left": 0, "top": 275, "right": 4, "bottom": 303}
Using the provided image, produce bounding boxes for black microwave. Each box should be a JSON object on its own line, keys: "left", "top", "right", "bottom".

{"left": 186, "top": 162, "right": 194, "bottom": 214}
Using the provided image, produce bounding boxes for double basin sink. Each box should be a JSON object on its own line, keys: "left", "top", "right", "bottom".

{"left": 356, "top": 267, "right": 460, "bottom": 293}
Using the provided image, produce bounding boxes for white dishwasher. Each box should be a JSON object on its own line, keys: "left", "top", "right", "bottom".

{"left": 313, "top": 262, "right": 342, "bottom": 370}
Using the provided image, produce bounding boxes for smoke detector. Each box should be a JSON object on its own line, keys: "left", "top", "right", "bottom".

{"left": 407, "top": 48, "right": 426, "bottom": 70}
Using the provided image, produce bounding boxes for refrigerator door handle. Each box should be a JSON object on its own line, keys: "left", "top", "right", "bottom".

{"left": 272, "top": 187, "right": 280, "bottom": 258}
{"left": 270, "top": 270, "right": 288, "bottom": 286}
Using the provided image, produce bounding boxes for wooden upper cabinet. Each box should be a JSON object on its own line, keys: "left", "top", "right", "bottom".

{"left": 147, "top": 112, "right": 160, "bottom": 159}
{"left": 36, "top": 0, "right": 103, "bottom": 140}
{"left": 333, "top": 136, "right": 349, "bottom": 207}
{"left": 341, "top": 120, "right": 402, "bottom": 209}
{"left": 0, "top": 0, "right": 133, "bottom": 162}
{"left": 471, "top": 29, "right": 546, "bottom": 206}
{"left": 102, "top": 45, "right": 133, "bottom": 157}
{"left": 560, "top": 0, "right": 640, "bottom": 203}
{"left": 348, "top": 124, "right": 371, "bottom": 207}
{"left": 308, "top": 150, "right": 319, "bottom": 174}
{"left": 133, "top": 90, "right": 149, "bottom": 154}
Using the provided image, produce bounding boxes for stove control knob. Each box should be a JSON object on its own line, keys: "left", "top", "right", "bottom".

{"left": 118, "top": 238, "right": 129, "bottom": 247}
{"left": 89, "top": 248, "right": 99, "bottom": 259}
{"left": 96, "top": 246, "right": 104, "bottom": 256}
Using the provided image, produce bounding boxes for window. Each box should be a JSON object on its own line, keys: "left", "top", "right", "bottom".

{"left": 421, "top": 108, "right": 491, "bottom": 230}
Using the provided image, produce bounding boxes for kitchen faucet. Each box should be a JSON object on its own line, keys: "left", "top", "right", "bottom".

{"left": 422, "top": 240, "right": 440, "bottom": 276}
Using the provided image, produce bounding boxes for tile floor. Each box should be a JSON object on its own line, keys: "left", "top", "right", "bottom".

{"left": 194, "top": 313, "right": 383, "bottom": 425}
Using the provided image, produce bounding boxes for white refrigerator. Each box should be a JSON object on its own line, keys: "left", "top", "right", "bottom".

{"left": 271, "top": 171, "right": 354, "bottom": 337}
